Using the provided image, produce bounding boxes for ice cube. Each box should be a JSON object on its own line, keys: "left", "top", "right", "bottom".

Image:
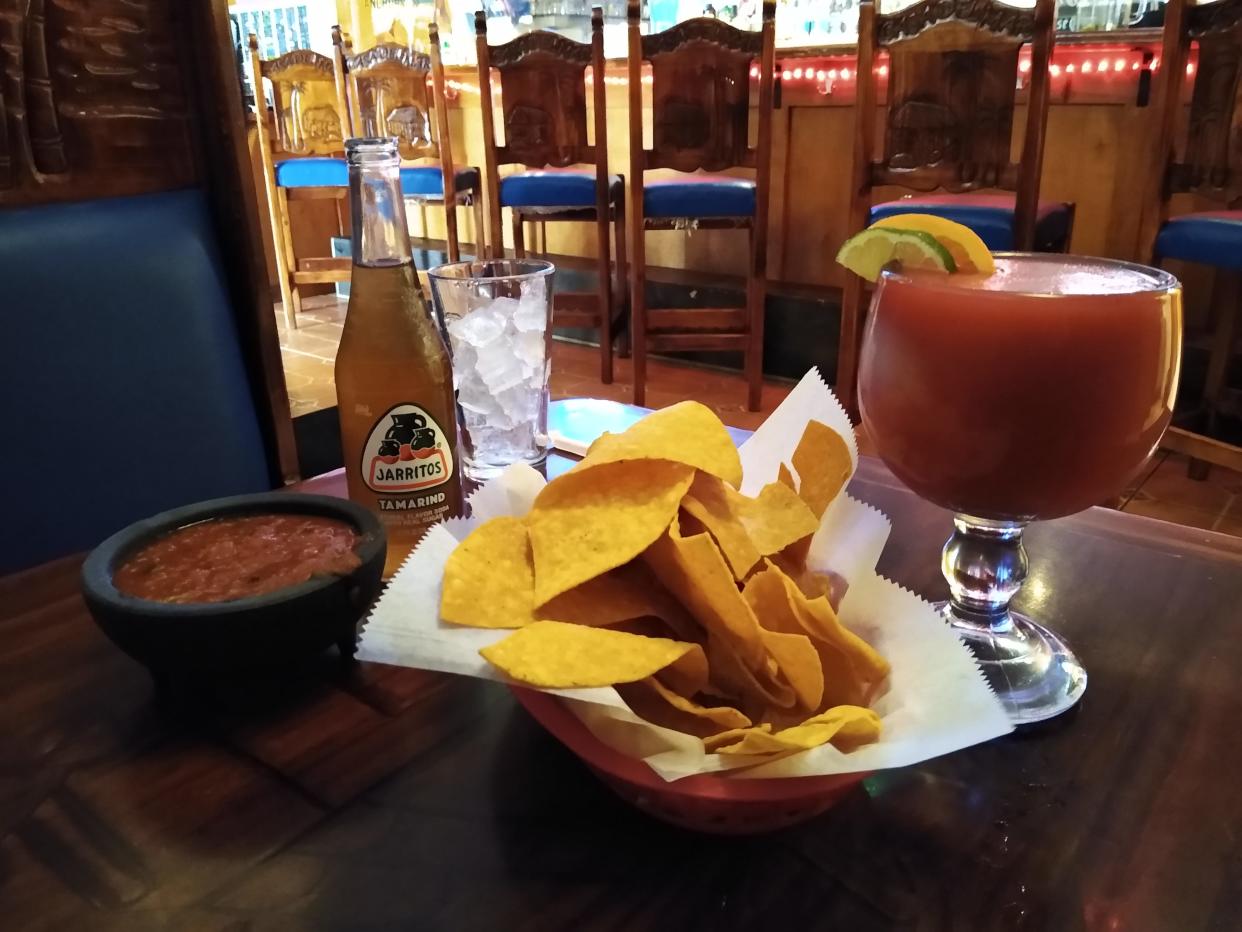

{"left": 513, "top": 282, "right": 548, "bottom": 333}
{"left": 514, "top": 330, "right": 545, "bottom": 371}
{"left": 448, "top": 306, "right": 505, "bottom": 348}
{"left": 475, "top": 342, "right": 526, "bottom": 394}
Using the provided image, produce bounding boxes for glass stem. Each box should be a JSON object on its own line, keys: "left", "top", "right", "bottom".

{"left": 941, "top": 515, "right": 1029, "bottom": 634}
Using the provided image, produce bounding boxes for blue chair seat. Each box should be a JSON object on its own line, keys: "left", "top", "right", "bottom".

{"left": 500, "top": 170, "right": 623, "bottom": 209}
{"left": 644, "top": 175, "right": 756, "bottom": 219}
{"left": 1155, "top": 211, "right": 1242, "bottom": 271}
{"left": 275, "top": 156, "right": 347, "bottom": 188}
{"left": 870, "top": 193, "right": 1074, "bottom": 252}
{"left": 400, "top": 165, "right": 481, "bottom": 199}
{"left": 276, "top": 157, "right": 480, "bottom": 199}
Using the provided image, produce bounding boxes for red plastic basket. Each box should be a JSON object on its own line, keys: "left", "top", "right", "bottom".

{"left": 512, "top": 687, "right": 867, "bottom": 834}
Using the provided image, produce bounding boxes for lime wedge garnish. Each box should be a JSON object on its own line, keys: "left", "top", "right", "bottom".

{"left": 835, "top": 227, "right": 956, "bottom": 282}
{"left": 871, "top": 213, "right": 995, "bottom": 275}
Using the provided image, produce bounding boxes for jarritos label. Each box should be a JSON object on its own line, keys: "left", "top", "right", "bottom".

{"left": 362, "top": 404, "right": 455, "bottom": 494}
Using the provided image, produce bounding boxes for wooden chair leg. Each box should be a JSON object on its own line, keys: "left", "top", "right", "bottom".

{"left": 471, "top": 193, "right": 485, "bottom": 259}
{"left": 511, "top": 210, "right": 526, "bottom": 259}
{"left": 630, "top": 219, "right": 647, "bottom": 408}
{"left": 1190, "top": 269, "right": 1242, "bottom": 481}
{"left": 745, "top": 225, "right": 766, "bottom": 413}
{"left": 275, "top": 187, "right": 299, "bottom": 330}
{"left": 837, "top": 273, "right": 866, "bottom": 421}
{"left": 444, "top": 197, "right": 461, "bottom": 263}
{"left": 595, "top": 207, "right": 614, "bottom": 386}
{"left": 613, "top": 194, "right": 631, "bottom": 359}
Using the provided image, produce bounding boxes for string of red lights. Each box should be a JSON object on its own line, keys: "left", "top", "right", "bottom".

{"left": 439, "top": 44, "right": 1194, "bottom": 96}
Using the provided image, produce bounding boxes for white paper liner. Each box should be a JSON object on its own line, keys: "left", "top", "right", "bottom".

{"left": 358, "top": 368, "right": 1011, "bottom": 781}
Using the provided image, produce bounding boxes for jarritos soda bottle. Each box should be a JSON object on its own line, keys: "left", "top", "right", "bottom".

{"left": 336, "top": 137, "right": 464, "bottom": 577}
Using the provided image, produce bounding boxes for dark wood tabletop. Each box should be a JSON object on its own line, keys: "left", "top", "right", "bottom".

{"left": 3, "top": 456, "right": 1241, "bottom": 932}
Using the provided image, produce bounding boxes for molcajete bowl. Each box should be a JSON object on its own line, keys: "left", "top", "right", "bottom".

{"left": 81, "top": 492, "right": 385, "bottom": 677}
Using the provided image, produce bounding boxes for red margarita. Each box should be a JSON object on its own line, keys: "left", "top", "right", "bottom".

{"left": 859, "top": 255, "right": 1182, "bottom": 520}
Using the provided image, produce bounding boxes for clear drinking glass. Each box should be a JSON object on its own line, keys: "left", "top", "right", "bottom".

{"left": 427, "top": 259, "right": 556, "bottom": 480}
{"left": 858, "top": 254, "right": 1182, "bottom": 724}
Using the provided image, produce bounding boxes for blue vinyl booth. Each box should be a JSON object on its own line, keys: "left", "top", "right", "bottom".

{"left": 0, "top": 191, "right": 278, "bottom": 574}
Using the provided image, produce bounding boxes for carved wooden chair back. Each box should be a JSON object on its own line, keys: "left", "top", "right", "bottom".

{"left": 626, "top": 0, "right": 775, "bottom": 175}
{"left": 1139, "top": 0, "right": 1242, "bottom": 252}
{"left": 250, "top": 44, "right": 349, "bottom": 157}
{"left": 474, "top": 8, "right": 610, "bottom": 260}
{"left": 852, "top": 0, "right": 1056, "bottom": 249}
{"left": 342, "top": 42, "right": 441, "bottom": 163}
{"left": 1138, "top": 0, "right": 1242, "bottom": 478}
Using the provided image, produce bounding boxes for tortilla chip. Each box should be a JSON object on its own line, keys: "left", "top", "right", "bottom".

{"left": 760, "top": 628, "right": 824, "bottom": 712}
{"left": 479, "top": 620, "right": 707, "bottom": 689}
{"left": 617, "top": 677, "right": 750, "bottom": 738}
{"left": 680, "top": 476, "right": 762, "bottom": 580}
{"left": 703, "top": 724, "right": 772, "bottom": 752}
{"left": 777, "top": 462, "right": 796, "bottom": 491}
{"left": 791, "top": 588, "right": 890, "bottom": 685}
{"left": 715, "top": 705, "right": 881, "bottom": 755}
{"left": 529, "top": 460, "right": 695, "bottom": 606}
{"left": 440, "top": 517, "right": 535, "bottom": 628}
{"left": 574, "top": 400, "right": 742, "bottom": 488}
{"left": 703, "top": 632, "right": 796, "bottom": 715}
{"left": 736, "top": 481, "right": 820, "bottom": 557}
{"left": 743, "top": 562, "right": 875, "bottom": 709}
{"left": 790, "top": 420, "right": 852, "bottom": 518}
{"left": 642, "top": 519, "right": 767, "bottom": 670}
{"left": 536, "top": 561, "right": 693, "bottom": 631}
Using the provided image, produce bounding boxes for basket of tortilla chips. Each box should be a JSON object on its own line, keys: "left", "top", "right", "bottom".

{"left": 358, "top": 370, "right": 1010, "bottom": 833}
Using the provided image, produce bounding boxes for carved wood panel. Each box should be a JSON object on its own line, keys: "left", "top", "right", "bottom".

{"left": 1175, "top": 2, "right": 1242, "bottom": 202}
{"left": 875, "top": 0, "right": 1035, "bottom": 47}
{"left": 877, "top": 44, "right": 1021, "bottom": 191}
{"left": 259, "top": 49, "right": 343, "bottom": 157}
{"left": 641, "top": 19, "right": 758, "bottom": 173}
{"left": 345, "top": 44, "right": 436, "bottom": 162}
{"left": 0, "top": 0, "right": 195, "bottom": 206}
{"left": 491, "top": 34, "right": 593, "bottom": 169}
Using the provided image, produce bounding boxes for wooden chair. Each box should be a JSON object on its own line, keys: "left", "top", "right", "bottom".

{"left": 340, "top": 23, "right": 485, "bottom": 262}
{"left": 3, "top": 0, "right": 294, "bottom": 572}
{"left": 249, "top": 34, "right": 352, "bottom": 330}
{"left": 626, "top": 0, "right": 777, "bottom": 411}
{"left": 1138, "top": 0, "right": 1242, "bottom": 478}
{"left": 838, "top": 0, "right": 1063, "bottom": 417}
{"left": 474, "top": 7, "right": 625, "bottom": 385}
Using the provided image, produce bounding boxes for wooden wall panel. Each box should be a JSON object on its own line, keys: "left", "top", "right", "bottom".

{"left": 0, "top": 0, "right": 196, "bottom": 206}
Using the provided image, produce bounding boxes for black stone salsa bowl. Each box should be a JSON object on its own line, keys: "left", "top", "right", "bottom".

{"left": 81, "top": 492, "right": 386, "bottom": 676}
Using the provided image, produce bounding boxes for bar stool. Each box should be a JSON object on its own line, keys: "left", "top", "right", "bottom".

{"left": 838, "top": 0, "right": 1068, "bottom": 416}
{"left": 338, "top": 24, "right": 485, "bottom": 262}
{"left": 1138, "top": 0, "right": 1242, "bottom": 478}
{"left": 474, "top": 7, "right": 626, "bottom": 385}
{"left": 249, "top": 35, "right": 353, "bottom": 330}
{"left": 625, "top": 0, "right": 777, "bottom": 412}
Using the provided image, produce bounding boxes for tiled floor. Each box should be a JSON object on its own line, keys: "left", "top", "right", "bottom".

{"left": 276, "top": 296, "right": 1242, "bottom": 537}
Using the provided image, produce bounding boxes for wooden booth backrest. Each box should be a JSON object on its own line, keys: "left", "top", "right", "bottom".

{"left": 0, "top": 0, "right": 294, "bottom": 571}
{"left": 476, "top": 17, "right": 600, "bottom": 169}
{"left": 862, "top": 0, "right": 1054, "bottom": 193}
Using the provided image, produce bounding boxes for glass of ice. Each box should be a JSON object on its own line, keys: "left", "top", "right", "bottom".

{"left": 427, "top": 259, "right": 555, "bottom": 481}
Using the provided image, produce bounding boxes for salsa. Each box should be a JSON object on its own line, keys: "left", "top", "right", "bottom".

{"left": 114, "top": 514, "right": 362, "bottom": 604}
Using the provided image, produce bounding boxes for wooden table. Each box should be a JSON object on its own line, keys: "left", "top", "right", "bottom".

{"left": 3, "top": 457, "right": 1242, "bottom": 931}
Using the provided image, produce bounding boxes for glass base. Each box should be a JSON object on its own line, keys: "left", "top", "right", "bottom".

{"left": 936, "top": 601, "right": 1087, "bottom": 725}
{"left": 463, "top": 451, "right": 547, "bottom": 482}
